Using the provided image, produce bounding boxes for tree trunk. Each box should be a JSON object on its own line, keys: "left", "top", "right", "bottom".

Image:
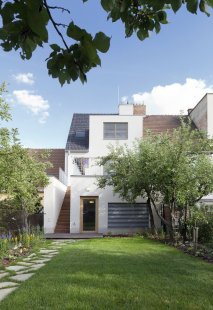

{"left": 149, "top": 197, "right": 174, "bottom": 241}
{"left": 182, "top": 205, "right": 188, "bottom": 243}
{"left": 147, "top": 197, "right": 155, "bottom": 233}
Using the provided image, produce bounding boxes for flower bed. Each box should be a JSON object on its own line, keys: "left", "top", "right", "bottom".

{"left": 0, "top": 228, "right": 47, "bottom": 266}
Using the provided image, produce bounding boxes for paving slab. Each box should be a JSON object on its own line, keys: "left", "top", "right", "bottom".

{"left": 17, "top": 262, "right": 33, "bottom": 267}
{"left": 29, "top": 263, "right": 46, "bottom": 271}
{"left": 0, "top": 273, "right": 9, "bottom": 280}
{"left": 22, "top": 257, "right": 36, "bottom": 262}
{"left": 0, "top": 282, "right": 18, "bottom": 289}
{"left": 31, "top": 259, "right": 51, "bottom": 264}
{"left": 6, "top": 265, "right": 28, "bottom": 272}
{"left": 15, "top": 270, "right": 33, "bottom": 275}
{"left": 39, "top": 249, "right": 59, "bottom": 254}
{"left": 28, "top": 253, "right": 36, "bottom": 258}
{"left": 10, "top": 273, "right": 34, "bottom": 282}
{"left": 0, "top": 287, "right": 17, "bottom": 302}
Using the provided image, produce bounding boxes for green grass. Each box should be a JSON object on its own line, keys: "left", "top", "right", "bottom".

{"left": 1, "top": 237, "right": 213, "bottom": 310}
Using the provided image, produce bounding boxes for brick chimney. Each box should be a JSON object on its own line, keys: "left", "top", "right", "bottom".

{"left": 133, "top": 104, "right": 146, "bottom": 116}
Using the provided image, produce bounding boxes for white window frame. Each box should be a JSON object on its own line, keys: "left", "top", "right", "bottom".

{"left": 103, "top": 122, "right": 128, "bottom": 140}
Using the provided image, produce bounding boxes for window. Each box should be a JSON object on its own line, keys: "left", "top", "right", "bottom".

{"left": 75, "top": 130, "right": 85, "bottom": 138}
{"left": 103, "top": 122, "right": 128, "bottom": 140}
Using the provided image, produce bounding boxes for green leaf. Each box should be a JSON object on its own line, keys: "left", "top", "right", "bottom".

{"left": 186, "top": 0, "right": 199, "bottom": 13}
{"left": 27, "top": 9, "right": 49, "bottom": 41}
{"left": 101, "top": 0, "right": 114, "bottom": 11}
{"left": 199, "top": 0, "right": 210, "bottom": 16}
{"left": 155, "top": 22, "right": 161, "bottom": 34}
{"left": 93, "top": 32, "right": 111, "bottom": 53}
{"left": 137, "top": 29, "right": 149, "bottom": 41}
{"left": 158, "top": 11, "right": 168, "bottom": 24}
{"left": 171, "top": 0, "right": 182, "bottom": 13}
{"left": 50, "top": 44, "right": 60, "bottom": 52}
{"left": 67, "top": 22, "right": 87, "bottom": 41}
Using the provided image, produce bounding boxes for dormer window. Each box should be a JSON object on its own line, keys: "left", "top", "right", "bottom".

{"left": 103, "top": 122, "right": 128, "bottom": 140}
{"left": 75, "top": 130, "right": 85, "bottom": 138}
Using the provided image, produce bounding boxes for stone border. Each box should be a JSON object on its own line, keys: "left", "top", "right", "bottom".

{"left": 0, "top": 240, "right": 75, "bottom": 302}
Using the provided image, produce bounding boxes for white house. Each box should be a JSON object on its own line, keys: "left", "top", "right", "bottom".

{"left": 43, "top": 94, "right": 213, "bottom": 236}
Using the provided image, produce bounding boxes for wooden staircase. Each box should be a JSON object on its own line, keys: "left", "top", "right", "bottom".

{"left": 54, "top": 187, "right": 70, "bottom": 233}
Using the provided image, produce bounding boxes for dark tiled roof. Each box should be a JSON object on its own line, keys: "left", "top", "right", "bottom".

{"left": 66, "top": 113, "right": 117, "bottom": 151}
{"left": 66, "top": 114, "right": 90, "bottom": 151}
{"left": 143, "top": 115, "right": 197, "bottom": 136}
{"left": 29, "top": 149, "right": 65, "bottom": 179}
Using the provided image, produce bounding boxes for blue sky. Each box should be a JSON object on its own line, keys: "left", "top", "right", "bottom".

{"left": 1, "top": 1, "right": 213, "bottom": 148}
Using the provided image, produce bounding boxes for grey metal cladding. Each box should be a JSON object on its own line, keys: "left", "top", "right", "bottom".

{"left": 108, "top": 203, "right": 149, "bottom": 228}
{"left": 66, "top": 114, "right": 90, "bottom": 151}
{"left": 66, "top": 113, "right": 118, "bottom": 152}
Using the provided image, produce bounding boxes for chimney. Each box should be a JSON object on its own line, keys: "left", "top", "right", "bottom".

{"left": 188, "top": 108, "right": 193, "bottom": 115}
{"left": 133, "top": 104, "right": 146, "bottom": 116}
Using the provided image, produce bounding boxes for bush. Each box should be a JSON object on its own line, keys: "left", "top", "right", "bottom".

{"left": 186, "top": 205, "right": 213, "bottom": 243}
{"left": 0, "top": 227, "right": 45, "bottom": 262}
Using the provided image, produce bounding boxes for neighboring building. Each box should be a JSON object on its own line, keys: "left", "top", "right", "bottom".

{"left": 43, "top": 94, "right": 213, "bottom": 235}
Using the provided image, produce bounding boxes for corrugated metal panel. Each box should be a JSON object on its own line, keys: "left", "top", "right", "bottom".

{"left": 108, "top": 203, "right": 149, "bottom": 228}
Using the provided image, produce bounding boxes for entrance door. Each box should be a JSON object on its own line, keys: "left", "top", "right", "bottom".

{"left": 80, "top": 197, "right": 98, "bottom": 232}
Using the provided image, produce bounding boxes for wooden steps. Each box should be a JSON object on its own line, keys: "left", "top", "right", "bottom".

{"left": 54, "top": 187, "right": 70, "bottom": 233}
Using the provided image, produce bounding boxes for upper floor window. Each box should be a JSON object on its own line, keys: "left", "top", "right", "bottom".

{"left": 103, "top": 122, "right": 128, "bottom": 140}
{"left": 75, "top": 130, "right": 85, "bottom": 138}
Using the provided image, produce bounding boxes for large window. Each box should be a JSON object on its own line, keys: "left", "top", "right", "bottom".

{"left": 103, "top": 122, "right": 128, "bottom": 140}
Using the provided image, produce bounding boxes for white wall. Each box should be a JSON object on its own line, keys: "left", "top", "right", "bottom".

{"left": 44, "top": 177, "right": 67, "bottom": 233}
{"left": 70, "top": 176, "right": 160, "bottom": 234}
{"left": 89, "top": 115, "right": 143, "bottom": 157}
{"left": 207, "top": 93, "right": 213, "bottom": 138}
{"left": 119, "top": 104, "right": 133, "bottom": 115}
{"left": 190, "top": 95, "right": 207, "bottom": 132}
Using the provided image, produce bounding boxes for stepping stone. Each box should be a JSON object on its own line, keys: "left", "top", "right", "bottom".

{"left": 22, "top": 257, "right": 36, "bottom": 262}
{"left": 28, "top": 253, "right": 36, "bottom": 258}
{"left": 31, "top": 259, "right": 51, "bottom": 264}
{"left": 6, "top": 265, "right": 28, "bottom": 272}
{"left": 17, "top": 262, "right": 33, "bottom": 267}
{"left": 15, "top": 270, "right": 32, "bottom": 275}
{"left": 0, "top": 273, "right": 9, "bottom": 279}
{"left": 0, "top": 282, "right": 18, "bottom": 289}
{"left": 10, "top": 273, "right": 34, "bottom": 282}
{"left": 29, "top": 263, "right": 46, "bottom": 271}
{"left": 0, "top": 287, "right": 17, "bottom": 302}
{"left": 39, "top": 249, "right": 58, "bottom": 254}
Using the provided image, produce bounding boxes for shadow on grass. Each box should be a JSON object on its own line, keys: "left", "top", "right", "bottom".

{"left": 0, "top": 238, "right": 213, "bottom": 310}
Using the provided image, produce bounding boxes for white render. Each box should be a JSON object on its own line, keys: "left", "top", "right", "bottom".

{"left": 207, "top": 94, "right": 213, "bottom": 138}
{"left": 190, "top": 93, "right": 213, "bottom": 138}
{"left": 70, "top": 176, "right": 153, "bottom": 234}
{"left": 68, "top": 106, "right": 148, "bottom": 234}
{"left": 43, "top": 97, "right": 213, "bottom": 235}
{"left": 43, "top": 176, "right": 67, "bottom": 233}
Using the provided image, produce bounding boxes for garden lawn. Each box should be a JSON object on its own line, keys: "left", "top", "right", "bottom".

{"left": 0, "top": 237, "right": 213, "bottom": 310}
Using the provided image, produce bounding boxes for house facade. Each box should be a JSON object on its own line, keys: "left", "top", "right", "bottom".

{"left": 43, "top": 94, "right": 213, "bottom": 235}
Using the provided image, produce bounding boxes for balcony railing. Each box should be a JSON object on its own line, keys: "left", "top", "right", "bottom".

{"left": 71, "top": 157, "right": 103, "bottom": 176}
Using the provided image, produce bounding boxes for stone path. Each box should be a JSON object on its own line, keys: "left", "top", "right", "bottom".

{"left": 0, "top": 240, "right": 75, "bottom": 302}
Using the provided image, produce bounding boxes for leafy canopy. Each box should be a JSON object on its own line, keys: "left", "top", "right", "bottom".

{"left": 0, "top": 0, "right": 212, "bottom": 85}
{"left": 98, "top": 119, "right": 213, "bottom": 229}
{"left": 0, "top": 83, "right": 50, "bottom": 214}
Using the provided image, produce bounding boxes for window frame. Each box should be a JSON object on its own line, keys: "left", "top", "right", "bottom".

{"left": 103, "top": 122, "right": 128, "bottom": 140}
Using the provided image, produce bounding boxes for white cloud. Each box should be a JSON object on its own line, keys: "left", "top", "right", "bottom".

{"left": 130, "top": 78, "right": 213, "bottom": 114}
{"left": 121, "top": 96, "right": 128, "bottom": 104}
{"left": 39, "top": 111, "right": 49, "bottom": 124}
{"left": 13, "top": 73, "right": 35, "bottom": 85}
{"left": 13, "top": 90, "right": 50, "bottom": 123}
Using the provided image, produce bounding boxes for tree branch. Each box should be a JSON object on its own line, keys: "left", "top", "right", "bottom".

{"left": 43, "top": 0, "right": 69, "bottom": 50}
{"left": 47, "top": 5, "right": 71, "bottom": 14}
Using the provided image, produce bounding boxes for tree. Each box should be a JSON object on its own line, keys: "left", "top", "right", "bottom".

{"left": 0, "top": 0, "right": 212, "bottom": 85}
{"left": 98, "top": 119, "right": 213, "bottom": 240}
{"left": 0, "top": 83, "right": 50, "bottom": 230}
